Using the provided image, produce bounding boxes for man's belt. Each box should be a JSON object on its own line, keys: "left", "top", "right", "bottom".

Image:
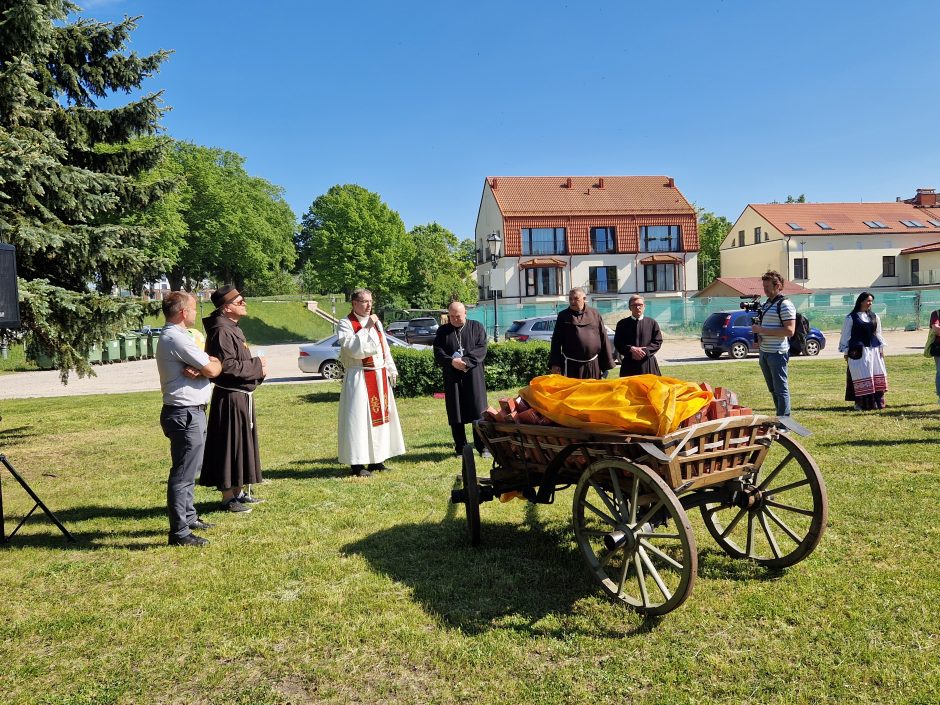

{"left": 213, "top": 385, "right": 255, "bottom": 429}
{"left": 561, "top": 352, "right": 598, "bottom": 377}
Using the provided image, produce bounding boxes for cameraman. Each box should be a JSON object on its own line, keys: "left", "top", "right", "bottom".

{"left": 751, "top": 270, "right": 796, "bottom": 417}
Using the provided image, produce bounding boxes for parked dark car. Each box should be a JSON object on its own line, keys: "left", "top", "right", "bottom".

{"left": 385, "top": 321, "right": 409, "bottom": 337}
{"left": 404, "top": 317, "right": 440, "bottom": 345}
{"left": 700, "top": 310, "right": 825, "bottom": 360}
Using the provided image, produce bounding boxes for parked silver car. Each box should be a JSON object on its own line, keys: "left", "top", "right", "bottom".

{"left": 297, "top": 333, "right": 428, "bottom": 379}
{"left": 505, "top": 315, "right": 618, "bottom": 351}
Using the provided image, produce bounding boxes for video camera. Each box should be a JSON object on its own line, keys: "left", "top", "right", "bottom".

{"left": 739, "top": 296, "right": 762, "bottom": 325}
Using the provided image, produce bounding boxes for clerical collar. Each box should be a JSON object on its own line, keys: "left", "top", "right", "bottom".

{"left": 354, "top": 313, "right": 370, "bottom": 324}
{"left": 632, "top": 315, "right": 645, "bottom": 321}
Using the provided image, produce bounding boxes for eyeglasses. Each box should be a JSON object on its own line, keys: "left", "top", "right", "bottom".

{"left": 232, "top": 298, "right": 246, "bottom": 306}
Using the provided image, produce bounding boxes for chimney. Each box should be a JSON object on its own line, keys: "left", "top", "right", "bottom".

{"left": 490, "top": 177, "right": 498, "bottom": 190}
{"left": 564, "top": 177, "right": 572, "bottom": 189}
{"left": 597, "top": 177, "right": 605, "bottom": 189}
{"left": 915, "top": 188, "right": 937, "bottom": 207}
{"left": 666, "top": 177, "right": 675, "bottom": 188}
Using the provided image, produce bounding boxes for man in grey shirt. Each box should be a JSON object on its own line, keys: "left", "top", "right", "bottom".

{"left": 157, "top": 292, "right": 221, "bottom": 546}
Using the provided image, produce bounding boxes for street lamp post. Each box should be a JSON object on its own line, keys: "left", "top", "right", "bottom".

{"left": 487, "top": 232, "right": 502, "bottom": 341}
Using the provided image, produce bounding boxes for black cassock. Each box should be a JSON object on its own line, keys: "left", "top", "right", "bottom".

{"left": 433, "top": 320, "right": 488, "bottom": 424}
{"left": 614, "top": 316, "right": 663, "bottom": 377}
{"left": 549, "top": 306, "right": 615, "bottom": 379}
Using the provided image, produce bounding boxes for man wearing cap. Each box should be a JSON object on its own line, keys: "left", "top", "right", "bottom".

{"left": 156, "top": 291, "right": 221, "bottom": 547}
{"left": 337, "top": 288, "right": 406, "bottom": 477}
{"left": 199, "top": 285, "right": 269, "bottom": 512}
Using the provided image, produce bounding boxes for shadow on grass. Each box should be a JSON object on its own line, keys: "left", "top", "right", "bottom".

{"left": 263, "top": 459, "right": 350, "bottom": 480}
{"left": 0, "top": 425, "right": 36, "bottom": 444}
{"left": 818, "top": 437, "right": 936, "bottom": 448}
{"left": 299, "top": 390, "right": 341, "bottom": 404}
{"left": 345, "top": 494, "right": 663, "bottom": 638}
{"left": 406, "top": 450, "right": 455, "bottom": 464}
{"left": 695, "top": 547, "right": 787, "bottom": 582}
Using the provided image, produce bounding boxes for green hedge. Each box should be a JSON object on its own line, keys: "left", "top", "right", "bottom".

{"left": 392, "top": 341, "right": 551, "bottom": 398}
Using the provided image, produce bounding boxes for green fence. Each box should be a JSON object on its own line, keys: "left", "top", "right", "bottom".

{"left": 466, "top": 287, "right": 940, "bottom": 337}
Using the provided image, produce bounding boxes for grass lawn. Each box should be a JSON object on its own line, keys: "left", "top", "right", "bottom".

{"left": 0, "top": 355, "right": 938, "bottom": 704}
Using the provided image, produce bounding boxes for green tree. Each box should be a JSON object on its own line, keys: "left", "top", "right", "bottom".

{"left": 298, "top": 185, "right": 414, "bottom": 304}
{"left": 405, "top": 223, "right": 478, "bottom": 308}
{"left": 697, "top": 209, "right": 732, "bottom": 289}
{"left": 785, "top": 194, "right": 807, "bottom": 203}
{"left": 0, "top": 1, "right": 171, "bottom": 380}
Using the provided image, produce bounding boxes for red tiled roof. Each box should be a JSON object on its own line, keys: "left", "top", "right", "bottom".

{"left": 700, "top": 277, "right": 814, "bottom": 297}
{"left": 749, "top": 202, "right": 940, "bottom": 236}
{"left": 487, "top": 176, "right": 694, "bottom": 216}
{"left": 900, "top": 241, "right": 940, "bottom": 255}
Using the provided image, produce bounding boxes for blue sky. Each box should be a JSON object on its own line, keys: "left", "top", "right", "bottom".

{"left": 83, "top": 0, "right": 939, "bottom": 237}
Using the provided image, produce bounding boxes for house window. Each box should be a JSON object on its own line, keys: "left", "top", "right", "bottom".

{"left": 641, "top": 225, "right": 681, "bottom": 252}
{"left": 589, "top": 266, "right": 618, "bottom": 294}
{"left": 754, "top": 227, "right": 761, "bottom": 243}
{"left": 525, "top": 267, "right": 562, "bottom": 296}
{"left": 794, "top": 258, "right": 809, "bottom": 280}
{"left": 738, "top": 230, "right": 745, "bottom": 247}
{"left": 521, "top": 227, "right": 566, "bottom": 255}
{"left": 644, "top": 264, "right": 677, "bottom": 292}
{"left": 911, "top": 259, "right": 920, "bottom": 286}
{"left": 590, "top": 227, "right": 616, "bottom": 253}
{"left": 882, "top": 256, "right": 896, "bottom": 277}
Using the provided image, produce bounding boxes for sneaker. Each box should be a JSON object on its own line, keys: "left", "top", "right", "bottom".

{"left": 169, "top": 533, "right": 209, "bottom": 547}
{"left": 350, "top": 465, "right": 373, "bottom": 478}
{"left": 221, "top": 498, "right": 252, "bottom": 513}
{"left": 236, "top": 492, "right": 265, "bottom": 504}
{"left": 188, "top": 518, "right": 215, "bottom": 530}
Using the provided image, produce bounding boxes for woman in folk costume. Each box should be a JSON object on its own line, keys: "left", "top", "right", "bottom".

{"left": 838, "top": 292, "right": 888, "bottom": 411}
{"left": 337, "top": 288, "right": 405, "bottom": 477}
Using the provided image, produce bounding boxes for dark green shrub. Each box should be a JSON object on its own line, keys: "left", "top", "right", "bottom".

{"left": 391, "top": 341, "right": 551, "bottom": 398}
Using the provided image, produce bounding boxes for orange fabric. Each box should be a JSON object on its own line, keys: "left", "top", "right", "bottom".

{"left": 519, "top": 374, "right": 713, "bottom": 436}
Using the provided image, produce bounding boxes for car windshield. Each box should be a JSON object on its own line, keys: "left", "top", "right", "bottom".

{"left": 409, "top": 318, "right": 435, "bottom": 327}
{"left": 314, "top": 335, "right": 336, "bottom": 346}
{"left": 506, "top": 321, "right": 524, "bottom": 334}
{"left": 704, "top": 313, "right": 728, "bottom": 327}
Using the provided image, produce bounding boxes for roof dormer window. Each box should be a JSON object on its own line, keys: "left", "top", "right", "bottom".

{"left": 816, "top": 221, "right": 833, "bottom": 230}
{"left": 787, "top": 223, "right": 803, "bottom": 230}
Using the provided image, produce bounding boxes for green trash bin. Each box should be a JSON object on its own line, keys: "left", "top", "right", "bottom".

{"left": 148, "top": 332, "right": 161, "bottom": 357}
{"left": 119, "top": 333, "right": 140, "bottom": 361}
{"left": 87, "top": 342, "right": 103, "bottom": 365}
{"left": 31, "top": 348, "right": 56, "bottom": 370}
{"left": 136, "top": 334, "right": 150, "bottom": 360}
{"left": 102, "top": 338, "right": 121, "bottom": 364}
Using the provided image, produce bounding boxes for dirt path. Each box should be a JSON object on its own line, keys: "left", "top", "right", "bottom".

{"left": 0, "top": 330, "right": 929, "bottom": 400}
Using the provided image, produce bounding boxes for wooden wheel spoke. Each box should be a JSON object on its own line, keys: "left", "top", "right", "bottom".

{"left": 582, "top": 499, "right": 619, "bottom": 527}
{"left": 765, "top": 507, "right": 804, "bottom": 544}
{"left": 609, "top": 469, "right": 627, "bottom": 521}
{"left": 632, "top": 553, "right": 650, "bottom": 608}
{"left": 639, "top": 538, "right": 683, "bottom": 570}
{"left": 758, "top": 510, "right": 782, "bottom": 559}
{"left": 617, "top": 553, "right": 631, "bottom": 597}
{"left": 758, "top": 452, "right": 794, "bottom": 490}
{"left": 629, "top": 473, "right": 640, "bottom": 524}
{"left": 720, "top": 506, "right": 748, "bottom": 539}
{"left": 588, "top": 479, "right": 621, "bottom": 522}
{"left": 638, "top": 546, "right": 672, "bottom": 602}
{"left": 745, "top": 511, "right": 755, "bottom": 556}
{"left": 634, "top": 500, "right": 665, "bottom": 530}
{"left": 764, "top": 498, "right": 814, "bottom": 517}
{"left": 766, "top": 478, "right": 811, "bottom": 497}
{"left": 636, "top": 531, "right": 681, "bottom": 540}
{"left": 597, "top": 546, "right": 618, "bottom": 567}
{"left": 581, "top": 528, "right": 611, "bottom": 538}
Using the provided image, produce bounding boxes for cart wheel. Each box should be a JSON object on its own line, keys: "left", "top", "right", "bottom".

{"left": 461, "top": 444, "right": 481, "bottom": 547}
{"left": 573, "top": 459, "right": 697, "bottom": 616}
{"left": 700, "top": 432, "right": 827, "bottom": 568}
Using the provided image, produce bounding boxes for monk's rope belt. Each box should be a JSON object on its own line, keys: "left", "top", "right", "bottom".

{"left": 214, "top": 385, "right": 254, "bottom": 430}
{"left": 562, "top": 352, "right": 598, "bottom": 377}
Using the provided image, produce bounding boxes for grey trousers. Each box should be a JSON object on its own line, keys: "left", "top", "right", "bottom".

{"left": 161, "top": 405, "right": 207, "bottom": 539}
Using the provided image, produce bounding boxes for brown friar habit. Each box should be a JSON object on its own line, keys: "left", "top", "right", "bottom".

{"left": 614, "top": 316, "right": 663, "bottom": 377}
{"left": 433, "top": 319, "right": 488, "bottom": 425}
{"left": 199, "top": 312, "right": 265, "bottom": 490}
{"left": 549, "top": 305, "right": 615, "bottom": 379}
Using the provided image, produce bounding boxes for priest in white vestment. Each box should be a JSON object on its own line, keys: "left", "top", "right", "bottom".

{"left": 337, "top": 288, "right": 406, "bottom": 477}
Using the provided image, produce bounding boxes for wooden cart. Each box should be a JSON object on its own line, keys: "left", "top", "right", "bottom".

{"left": 450, "top": 415, "right": 827, "bottom": 615}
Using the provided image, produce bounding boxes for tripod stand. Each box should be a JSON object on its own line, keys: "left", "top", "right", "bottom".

{"left": 0, "top": 454, "right": 75, "bottom": 544}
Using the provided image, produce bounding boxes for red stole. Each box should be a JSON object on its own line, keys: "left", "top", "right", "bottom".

{"left": 348, "top": 313, "right": 390, "bottom": 427}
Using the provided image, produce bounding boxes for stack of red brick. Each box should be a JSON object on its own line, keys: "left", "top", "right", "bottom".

{"left": 677, "top": 383, "right": 752, "bottom": 428}
{"left": 482, "top": 396, "right": 555, "bottom": 426}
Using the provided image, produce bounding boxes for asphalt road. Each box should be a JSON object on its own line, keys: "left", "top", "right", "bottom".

{"left": 0, "top": 330, "right": 930, "bottom": 400}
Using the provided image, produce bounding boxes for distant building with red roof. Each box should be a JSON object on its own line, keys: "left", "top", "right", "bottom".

{"left": 721, "top": 188, "right": 940, "bottom": 288}
{"left": 474, "top": 176, "right": 699, "bottom": 305}
{"left": 692, "top": 277, "right": 813, "bottom": 299}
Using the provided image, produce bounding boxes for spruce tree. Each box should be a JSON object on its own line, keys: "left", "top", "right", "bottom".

{"left": 0, "top": 0, "right": 171, "bottom": 380}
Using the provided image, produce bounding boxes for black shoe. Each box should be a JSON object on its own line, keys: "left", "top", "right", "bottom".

{"left": 367, "top": 463, "right": 387, "bottom": 472}
{"left": 350, "top": 465, "right": 373, "bottom": 477}
{"left": 221, "top": 498, "right": 252, "bottom": 513}
{"left": 169, "top": 533, "right": 209, "bottom": 547}
{"left": 188, "top": 518, "right": 215, "bottom": 530}
{"left": 236, "top": 492, "right": 265, "bottom": 504}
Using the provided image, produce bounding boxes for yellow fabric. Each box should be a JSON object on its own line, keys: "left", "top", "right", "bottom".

{"left": 519, "top": 374, "right": 714, "bottom": 436}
